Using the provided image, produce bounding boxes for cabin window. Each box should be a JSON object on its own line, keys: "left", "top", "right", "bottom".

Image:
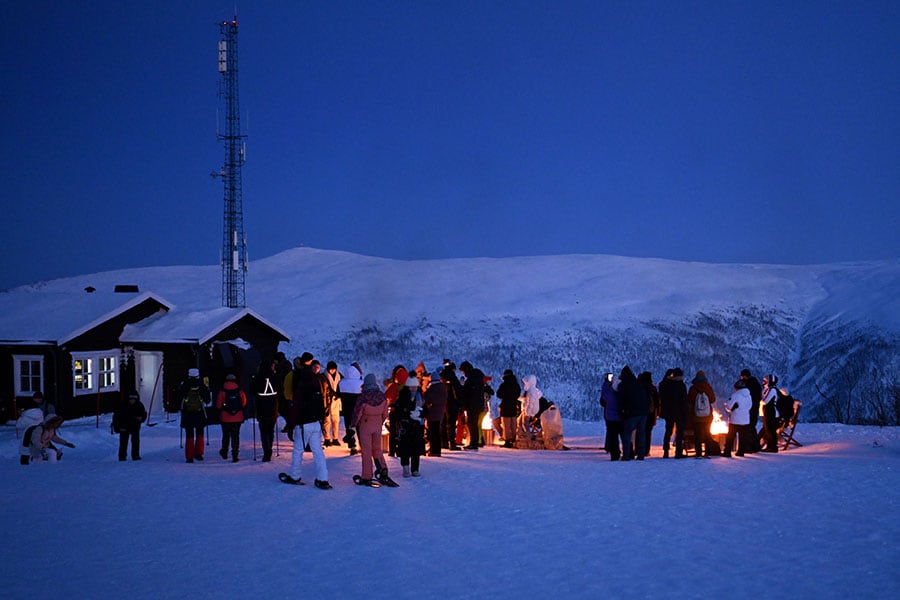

{"left": 13, "top": 355, "right": 43, "bottom": 396}
{"left": 71, "top": 351, "right": 120, "bottom": 395}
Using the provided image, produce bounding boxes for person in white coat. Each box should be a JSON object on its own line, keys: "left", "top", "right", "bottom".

{"left": 17, "top": 392, "right": 48, "bottom": 465}
{"left": 723, "top": 380, "right": 752, "bottom": 457}
{"left": 519, "top": 375, "right": 542, "bottom": 438}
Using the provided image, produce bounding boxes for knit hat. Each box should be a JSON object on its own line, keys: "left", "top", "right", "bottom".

{"left": 362, "top": 373, "right": 379, "bottom": 390}
{"left": 188, "top": 368, "right": 200, "bottom": 378}
{"left": 740, "top": 369, "right": 752, "bottom": 378}
{"left": 127, "top": 390, "right": 140, "bottom": 400}
{"left": 326, "top": 360, "right": 338, "bottom": 371}
{"left": 225, "top": 374, "right": 237, "bottom": 381}
{"left": 300, "top": 352, "right": 314, "bottom": 363}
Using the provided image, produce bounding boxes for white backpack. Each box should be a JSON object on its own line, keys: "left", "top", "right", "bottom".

{"left": 694, "top": 391, "right": 711, "bottom": 418}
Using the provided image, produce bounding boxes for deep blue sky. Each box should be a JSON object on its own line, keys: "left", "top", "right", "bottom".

{"left": 2, "top": 1, "right": 898, "bottom": 289}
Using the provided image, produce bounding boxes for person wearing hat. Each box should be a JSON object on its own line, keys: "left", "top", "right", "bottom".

{"left": 687, "top": 370, "right": 716, "bottom": 458}
{"left": 350, "top": 373, "right": 396, "bottom": 487}
{"left": 280, "top": 352, "right": 332, "bottom": 488}
{"left": 216, "top": 373, "right": 247, "bottom": 462}
{"left": 759, "top": 374, "right": 780, "bottom": 453}
{"left": 112, "top": 390, "right": 147, "bottom": 461}
{"left": 496, "top": 369, "right": 521, "bottom": 448}
{"left": 178, "top": 368, "right": 211, "bottom": 463}
{"left": 459, "top": 361, "right": 487, "bottom": 451}
{"left": 17, "top": 392, "right": 48, "bottom": 464}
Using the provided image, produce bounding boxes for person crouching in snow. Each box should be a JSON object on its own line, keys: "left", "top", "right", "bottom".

{"left": 351, "top": 374, "right": 396, "bottom": 487}
{"left": 22, "top": 415, "right": 74, "bottom": 464}
{"left": 533, "top": 397, "right": 569, "bottom": 450}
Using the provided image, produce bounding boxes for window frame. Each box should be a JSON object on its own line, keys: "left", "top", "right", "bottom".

{"left": 71, "top": 350, "right": 121, "bottom": 396}
{"left": 13, "top": 354, "right": 44, "bottom": 396}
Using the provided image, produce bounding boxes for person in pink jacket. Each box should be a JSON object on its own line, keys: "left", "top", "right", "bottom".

{"left": 351, "top": 374, "right": 397, "bottom": 487}
{"left": 216, "top": 374, "right": 247, "bottom": 462}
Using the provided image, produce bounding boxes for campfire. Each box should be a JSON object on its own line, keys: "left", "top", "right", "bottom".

{"left": 710, "top": 410, "right": 729, "bottom": 436}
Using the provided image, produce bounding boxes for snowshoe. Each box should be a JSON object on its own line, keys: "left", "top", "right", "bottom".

{"left": 376, "top": 469, "right": 400, "bottom": 488}
{"left": 353, "top": 475, "right": 381, "bottom": 488}
{"left": 278, "top": 472, "right": 304, "bottom": 485}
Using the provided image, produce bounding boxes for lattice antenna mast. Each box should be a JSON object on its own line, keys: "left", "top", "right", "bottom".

{"left": 217, "top": 17, "right": 248, "bottom": 308}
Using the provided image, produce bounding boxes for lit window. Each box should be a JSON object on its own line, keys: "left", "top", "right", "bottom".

{"left": 72, "top": 351, "right": 120, "bottom": 395}
{"left": 100, "top": 356, "right": 117, "bottom": 389}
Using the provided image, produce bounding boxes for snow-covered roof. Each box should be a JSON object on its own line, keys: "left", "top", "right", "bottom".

{"left": 120, "top": 306, "right": 289, "bottom": 345}
{"left": 0, "top": 290, "right": 173, "bottom": 345}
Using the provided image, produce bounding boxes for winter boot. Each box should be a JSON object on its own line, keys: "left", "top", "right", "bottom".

{"left": 314, "top": 479, "right": 333, "bottom": 490}
{"left": 377, "top": 466, "right": 399, "bottom": 487}
{"left": 403, "top": 464, "right": 411, "bottom": 478}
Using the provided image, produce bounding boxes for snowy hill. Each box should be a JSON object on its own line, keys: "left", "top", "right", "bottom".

{"left": 9, "top": 248, "right": 900, "bottom": 423}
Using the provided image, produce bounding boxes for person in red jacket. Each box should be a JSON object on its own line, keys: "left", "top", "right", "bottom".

{"left": 216, "top": 373, "right": 247, "bottom": 462}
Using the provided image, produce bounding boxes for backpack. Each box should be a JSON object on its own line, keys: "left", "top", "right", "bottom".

{"left": 223, "top": 388, "right": 243, "bottom": 415}
{"left": 776, "top": 390, "right": 795, "bottom": 421}
{"left": 183, "top": 386, "right": 204, "bottom": 413}
{"left": 694, "top": 391, "right": 711, "bottom": 418}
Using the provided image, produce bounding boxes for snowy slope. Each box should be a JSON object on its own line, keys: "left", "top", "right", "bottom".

{"left": 6, "top": 248, "right": 900, "bottom": 421}
{"left": 1, "top": 415, "right": 898, "bottom": 599}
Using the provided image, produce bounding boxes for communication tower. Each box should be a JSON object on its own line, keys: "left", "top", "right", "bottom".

{"left": 216, "top": 17, "right": 248, "bottom": 308}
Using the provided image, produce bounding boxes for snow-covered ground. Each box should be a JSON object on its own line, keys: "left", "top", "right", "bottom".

{"left": 2, "top": 416, "right": 898, "bottom": 599}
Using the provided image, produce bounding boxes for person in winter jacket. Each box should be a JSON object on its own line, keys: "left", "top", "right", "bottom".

{"left": 352, "top": 373, "right": 394, "bottom": 487}
{"left": 322, "top": 361, "right": 342, "bottom": 447}
{"left": 496, "top": 369, "right": 521, "bottom": 448}
{"left": 385, "top": 365, "right": 409, "bottom": 457}
{"left": 340, "top": 362, "right": 364, "bottom": 456}
{"left": 600, "top": 373, "right": 625, "bottom": 460}
{"left": 739, "top": 369, "right": 763, "bottom": 453}
{"left": 658, "top": 368, "right": 689, "bottom": 458}
{"left": 723, "top": 380, "right": 753, "bottom": 457}
{"left": 281, "top": 352, "right": 332, "bottom": 489}
{"left": 395, "top": 375, "right": 425, "bottom": 477}
{"left": 422, "top": 370, "right": 448, "bottom": 456}
{"left": 520, "top": 374, "right": 542, "bottom": 440}
{"left": 179, "top": 368, "right": 211, "bottom": 463}
{"left": 22, "top": 414, "right": 74, "bottom": 464}
{"left": 638, "top": 371, "right": 660, "bottom": 458}
{"left": 440, "top": 361, "right": 463, "bottom": 451}
{"left": 216, "top": 373, "right": 247, "bottom": 463}
{"left": 759, "top": 374, "right": 780, "bottom": 453}
{"left": 459, "top": 361, "right": 486, "bottom": 450}
{"left": 17, "top": 392, "right": 47, "bottom": 464}
{"left": 618, "top": 366, "right": 650, "bottom": 461}
{"left": 112, "top": 390, "right": 147, "bottom": 461}
{"left": 687, "top": 370, "right": 716, "bottom": 458}
{"left": 252, "top": 358, "right": 280, "bottom": 462}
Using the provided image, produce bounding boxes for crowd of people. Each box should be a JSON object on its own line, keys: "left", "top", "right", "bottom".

{"left": 600, "top": 366, "right": 795, "bottom": 460}
{"left": 15, "top": 354, "right": 797, "bottom": 479}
